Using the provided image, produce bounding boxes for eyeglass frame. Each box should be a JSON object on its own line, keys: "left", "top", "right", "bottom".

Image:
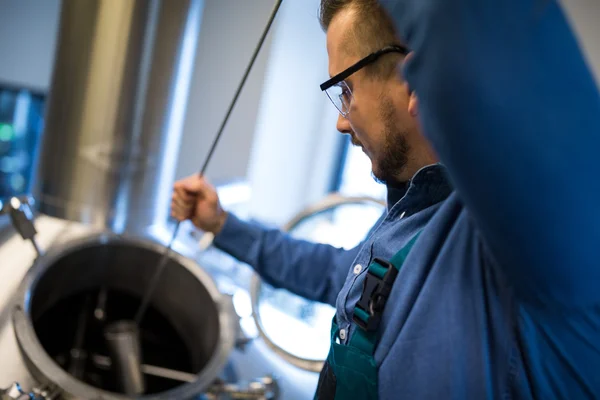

{"left": 320, "top": 45, "right": 409, "bottom": 117}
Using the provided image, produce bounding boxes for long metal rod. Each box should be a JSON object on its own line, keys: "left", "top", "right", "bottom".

{"left": 134, "top": 223, "right": 180, "bottom": 324}
{"left": 134, "top": 0, "right": 283, "bottom": 325}
{"left": 91, "top": 354, "right": 197, "bottom": 383}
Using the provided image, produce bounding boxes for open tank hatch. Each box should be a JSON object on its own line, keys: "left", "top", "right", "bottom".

{"left": 13, "top": 234, "right": 236, "bottom": 399}
{"left": 34, "top": 287, "right": 194, "bottom": 394}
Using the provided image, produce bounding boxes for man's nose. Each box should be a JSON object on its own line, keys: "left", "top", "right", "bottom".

{"left": 336, "top": 113, "right": 351, "bottom": 134}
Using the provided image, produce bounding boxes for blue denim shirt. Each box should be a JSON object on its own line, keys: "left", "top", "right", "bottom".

{"left": 216, "top": 162, "right": 599, "bottom": 398}
{"left": 213, "top": 163, "right": 450, "bottom": 310}
{"left": 379, "top": 0, "right": 600, "bottom": 398}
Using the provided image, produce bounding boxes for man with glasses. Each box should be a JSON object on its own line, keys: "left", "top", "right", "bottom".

{"left": 312, "top": 0, "right": 600, "bottom": 399}
{"left": 173, "top": 3, "right": 453, "bottom": 399}
{"left": 170, "top": 2, "right": 445, "bottom": 319}
{"left": 173, "top": 0, "right": 451, "bottom": 391}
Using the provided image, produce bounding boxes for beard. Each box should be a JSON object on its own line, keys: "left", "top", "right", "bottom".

{"left": 370, "top": 98, "right": 410, "bottom": 186}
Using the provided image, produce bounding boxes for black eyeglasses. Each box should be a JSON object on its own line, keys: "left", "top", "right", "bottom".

{"left": 320, "top": 45, "right": 409, "bottom": 117}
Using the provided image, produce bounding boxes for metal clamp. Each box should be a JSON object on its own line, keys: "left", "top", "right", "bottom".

{"left": 353, "top": 258, "right": 398, "bottom": 332}
{"left": 89, "top": 353, "right": 278, "bottom": 399}
{"left": 0, "top": 196, "right": 42, "bottom": 257}
{"left": 0, "top": 382, "right": 57, "bottom": 400}
{"left": 206, "top": 375, "right": 279, "bottom": 400}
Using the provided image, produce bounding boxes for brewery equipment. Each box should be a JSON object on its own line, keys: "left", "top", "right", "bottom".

{"left": 0, "top": 0, "right": 288, "bottom": 396}
{"left": 1, "top": 196, "right": 278, "bottom": 399}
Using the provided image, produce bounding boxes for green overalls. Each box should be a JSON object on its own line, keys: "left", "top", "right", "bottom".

{"left": 314, "top": 233, "right": 421, "bottom": 399}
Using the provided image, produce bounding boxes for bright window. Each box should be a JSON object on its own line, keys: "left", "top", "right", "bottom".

{"left": 336, "top": 137, "right": 386, "bottom": 200}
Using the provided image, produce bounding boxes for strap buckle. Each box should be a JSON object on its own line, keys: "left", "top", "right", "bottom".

{"left": 352, "top": 258, "right": 398, "bottom": 332}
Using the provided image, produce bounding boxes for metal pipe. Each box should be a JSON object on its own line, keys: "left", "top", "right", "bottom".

{"left": 68, "top": 294, "right": 92, "bottom": 379}
{"left": 91, "top": 353, "right": 197, "bottom": 383}
{"left": 36, "top": 0, "right": 204, "bottom": 234}
{"left": 104, "top": 321, "right": 145, "bottom": 395}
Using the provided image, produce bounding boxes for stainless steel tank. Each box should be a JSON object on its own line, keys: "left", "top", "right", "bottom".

{"left": 11, "top": 233, "right": 237, "bottom": 399}
{"left": 36, "top": 0, "right": 202, "bottom": 234}
{"left": 2, "top": 0, "right": 282, "bottom": 397}
{"left": 0, "top": 197, "right": 279, "bottom": 399}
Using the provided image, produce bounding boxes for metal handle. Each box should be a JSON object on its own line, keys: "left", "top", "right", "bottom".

{"left": 0, "top": 196, "right": 42, "bottom": 256}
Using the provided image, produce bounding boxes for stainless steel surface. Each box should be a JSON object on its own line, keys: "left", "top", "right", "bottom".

{"left": 0, "top": 217, "right": 73, "bottom": 395}
{"left": 12, "top": 233, "right": 237, "bottom": 399}
{"left": 0, "top": 217, "right": 305, "bottom": 399}
{"left": 36, "top": 0, "right": 203, "bottom": 233}
{"left": 104, "top": 321, "right": 145, "bottom": 395}
{"left": 250, "top": 194, "right": 386, "bottom": 372}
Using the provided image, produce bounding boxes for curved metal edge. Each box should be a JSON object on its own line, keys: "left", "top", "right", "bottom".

{"left": 280, "top": 193, "right": 386, "bottom": 232}
{"left": 249, "top": 193, "right": 386, "bottom": 372}
{"left": 249, "top": 273, "right": 325, "bottom": 373}
{"left": 12, "top": 231, "right": 236, "bottom": 400}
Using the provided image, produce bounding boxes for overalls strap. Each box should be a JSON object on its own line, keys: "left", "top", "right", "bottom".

{"left": 350, "top": 232, "right": 422, "bottom": 354}
{"left": 314, "top": 231, "right": 423, "bottom": 400}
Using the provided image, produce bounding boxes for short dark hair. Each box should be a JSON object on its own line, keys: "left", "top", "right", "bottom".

{"left": 318, "top": 0, "right": 401, "bottom": 78}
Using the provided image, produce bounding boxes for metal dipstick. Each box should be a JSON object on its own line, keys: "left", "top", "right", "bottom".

{"left": 133, "top": 0, "right": 283, "bottom": 327}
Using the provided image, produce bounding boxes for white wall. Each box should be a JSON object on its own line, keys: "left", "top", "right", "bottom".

{"left": 245, "top": 0, "right": 341, "bottom": 225}
{"left": 0, "top": 0, "right": 61, "bottom": 91}
{"left": 175, "top": 0, "right": 277, "bottom": 184}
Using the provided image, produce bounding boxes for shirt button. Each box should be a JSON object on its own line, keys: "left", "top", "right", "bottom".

{"left": 353, "top": 264, "right": 363, "bottom": 275}
{"left": 339, "top": 328, "right": 346, "bottom": 340}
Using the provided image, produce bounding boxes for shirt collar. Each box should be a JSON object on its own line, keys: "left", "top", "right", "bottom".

{"left": 386, "top": 163, "right": 452, "bottom": 215}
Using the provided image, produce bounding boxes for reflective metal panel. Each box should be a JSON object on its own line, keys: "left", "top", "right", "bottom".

{"left": 37, "top": 0, "right": 203, "bottom": 233}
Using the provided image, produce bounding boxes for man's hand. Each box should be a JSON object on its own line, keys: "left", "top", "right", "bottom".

{"left": 170, "top": 175, "right": 228, "bottom": 234}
